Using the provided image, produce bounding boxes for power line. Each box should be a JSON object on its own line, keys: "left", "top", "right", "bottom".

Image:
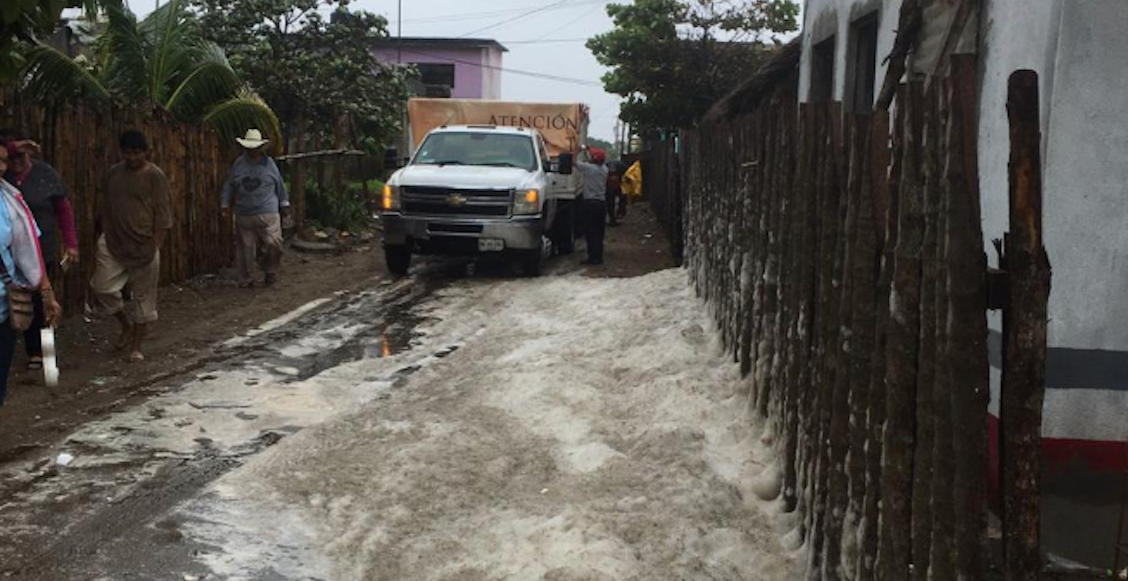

{"left": 530, "top": 2, "right": 604, "bottom": 42}
{"left": 400, "top": 0, "right": 608, "bottom": 25}
{"left": 397, "top": 48, "right": 604, "bottom": 87}
{"left": 458, "top": 0, "right": 571, "bottom": 38}
{"left": 404, "top": 8, "right": 515, "bottom": 24}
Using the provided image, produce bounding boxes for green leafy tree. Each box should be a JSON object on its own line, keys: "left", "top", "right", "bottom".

{"left": 587, "top": 0, "right": 799, "bottom": 137}
{"left": 19, "top": 0, "right": 279, "bottom": 143}
{"left": 189, "top": 0, "right": 409, "bottom": 154}
{"left": 0, "top": 0, "right": 103, "bottom": 80}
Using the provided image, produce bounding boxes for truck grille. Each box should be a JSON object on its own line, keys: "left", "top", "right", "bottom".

{"left": 402, "top": 186, "right": 511, "bottom": 217}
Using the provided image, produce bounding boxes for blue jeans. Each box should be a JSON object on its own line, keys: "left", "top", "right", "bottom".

{"left": 0, "top": 320, "right": 19, "bottom": 408}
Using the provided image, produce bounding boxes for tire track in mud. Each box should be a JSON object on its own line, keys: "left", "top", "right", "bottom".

{"left": 0, "top": 270, "right": 447, "bottom": 580}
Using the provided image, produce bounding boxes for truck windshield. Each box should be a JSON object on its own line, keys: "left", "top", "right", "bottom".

{"left": 414, "top": 132, "right": 538, "bottom": 171}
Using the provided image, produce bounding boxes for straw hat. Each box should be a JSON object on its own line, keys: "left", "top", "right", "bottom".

{"left": 236, "top": 128, "right": 270, "bottom": 149}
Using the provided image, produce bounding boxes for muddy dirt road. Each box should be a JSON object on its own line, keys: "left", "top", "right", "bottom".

{"left": 2, "top": 207, "right": 785, "bottom": 581}
{"left": 0, "top": 261, "right": 446, "bottom": 579}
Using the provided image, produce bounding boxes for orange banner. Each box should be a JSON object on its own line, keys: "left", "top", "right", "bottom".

{"left": 408, "top": 98, "right": 588, "bottom": 158}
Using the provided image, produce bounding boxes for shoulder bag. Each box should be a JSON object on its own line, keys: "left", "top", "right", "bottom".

{"left": 0, "top": 256, "right": 35, "bottom": 331}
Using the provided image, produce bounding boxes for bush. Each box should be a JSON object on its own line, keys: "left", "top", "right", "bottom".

{"left": 305, "top": 180, "right": 369, "bottom": 232}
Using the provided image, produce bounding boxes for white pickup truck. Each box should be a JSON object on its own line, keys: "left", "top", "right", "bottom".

{"left": 380, "top": 99, "right": 586, "bottom": 276}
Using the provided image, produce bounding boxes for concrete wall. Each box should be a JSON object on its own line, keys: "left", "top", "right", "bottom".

{"left": 1026, "top": 2, "right": 1128, "bottom": 567}
{"left": 372, "top": 46, "right": 495, "bottom": 99}
{"left": 979, "top": 0, "right": 1128, "bottom": 424}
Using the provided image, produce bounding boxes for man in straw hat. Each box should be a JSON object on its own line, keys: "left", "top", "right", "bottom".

{"left": 222, "top": 128, "right": 290, "bottom": 288}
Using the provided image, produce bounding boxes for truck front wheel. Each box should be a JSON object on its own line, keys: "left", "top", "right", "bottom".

{"left": 384, "top": 244, "right": 411, "bottom": 275}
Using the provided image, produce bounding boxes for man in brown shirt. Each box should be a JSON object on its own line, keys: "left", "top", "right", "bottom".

{"left": 91, "top": 130, "right": 173, "bottom": 362}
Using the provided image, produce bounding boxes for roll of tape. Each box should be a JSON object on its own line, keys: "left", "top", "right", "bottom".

{"left": 40, "top": 328, "right": 59, "bottom": 387}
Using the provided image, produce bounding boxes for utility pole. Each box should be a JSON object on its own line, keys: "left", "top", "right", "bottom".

{"left": 397, "top": 0, "right": 409, "bottom": 164}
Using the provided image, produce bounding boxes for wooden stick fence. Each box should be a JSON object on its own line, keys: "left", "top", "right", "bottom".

{"left": 0, "top": 93, "right": 232, "bottom": 311}
{"left": 668, "top": 55, "right": 1012, "bottom": 580}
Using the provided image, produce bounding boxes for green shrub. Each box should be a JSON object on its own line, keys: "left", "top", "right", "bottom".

{"left": 305, "top": 180, "right": 369, "bottom": 232}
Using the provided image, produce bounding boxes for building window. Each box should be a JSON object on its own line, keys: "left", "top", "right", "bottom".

{"left": 848, "top": 13, "right": 880, "bottom": 113}
{"left": 810, "top": 36, "right": 836, "bottom": 103}
{"left": 415, "top": 63, "right": 456, "bottom": 88}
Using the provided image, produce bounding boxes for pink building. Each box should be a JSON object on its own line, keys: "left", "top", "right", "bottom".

{"left": 372, "top": 37, "right": 507, "bottom": 100}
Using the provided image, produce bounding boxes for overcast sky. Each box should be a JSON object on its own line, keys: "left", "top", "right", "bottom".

{"left": 353, "top": 0, "right": 622, "bottom": 141}
{"left": 128, "top": 0, "right": 623, "bottom": 141}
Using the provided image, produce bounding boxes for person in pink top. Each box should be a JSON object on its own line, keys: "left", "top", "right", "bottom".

{"left": 2, "top": 133, "right": 78, "bottom": 370}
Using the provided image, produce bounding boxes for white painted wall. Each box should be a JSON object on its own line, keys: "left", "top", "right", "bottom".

{"left": 799, "top": 0, "right": 901, "bottom": 105}
{"left": 976, "top": 0, "right": 1062, "bottom": 294}
{"left": 1040, "top": 0, "right": 1128, "bottom": 352}
{"left": 802, "top": 0, "right": 1128, "bottom": 364}
{"left": 482, "top": 46, "right": 505, "bottom": 100}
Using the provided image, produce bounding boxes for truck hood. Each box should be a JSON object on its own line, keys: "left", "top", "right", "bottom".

{"left": 394, "top": 165, "right": 536, "bottom": 190}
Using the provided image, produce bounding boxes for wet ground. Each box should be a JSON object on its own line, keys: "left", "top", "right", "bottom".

{"left": 0, "top": 205, "right": 679, "bottom": 580}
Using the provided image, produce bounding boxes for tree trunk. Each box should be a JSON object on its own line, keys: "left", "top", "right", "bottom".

{"left": 927, "top": 83, "right": 956, "bottom": 581}
{"left": 783, "top": 102, "right": 813, "bottom": 513}
{"left": 1001, "top": 69, "right": 1050, "bottom": 581}
{"left": 843, "top": 115, "right": 879, "bottom": 581}
{"left": 913, "top": 83, "right": 940, "bottom": 581}
{"left": 806, "top": 105, "right": 844, "bottom": 580}
{"left": 878, "top": 83, "right": 925, "bottom": 581}
{"left": 946, "top": 55, "right": 990, "bottom": 581}
{"left": 858, "top": 109, "right": 897, "bottom": 581}
{"left": 821, "top": 110, "right": 855, "bottom": 581}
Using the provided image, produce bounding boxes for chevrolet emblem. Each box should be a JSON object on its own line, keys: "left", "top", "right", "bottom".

{"left": 446, "top": 194, "right": 468, "bottom": 207}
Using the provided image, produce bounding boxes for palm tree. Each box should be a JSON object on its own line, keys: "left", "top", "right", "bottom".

{"left": 19, "top": 0, "right": 280, "bottom": 145}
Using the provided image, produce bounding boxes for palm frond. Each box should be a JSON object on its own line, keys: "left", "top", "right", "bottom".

{"left": 98, "top": 0, "right": 150, "bottom": 104}
{"left": 202, "top": 92, "right": 283, "bottom": 151}
{"left": 21, "top": 43, "right": 112, "bottom": 104}
{"left": 164, "top": 42, "right": 242, "bottom": 121}
{"left": 140, "top": 0, "right": 194, "bottom": 105}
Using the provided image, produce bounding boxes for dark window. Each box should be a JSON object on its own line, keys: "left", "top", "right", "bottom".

{"left": 849, "top": 14, "right": 880, "bottom": 113}
{"left": 414, "top": 63, "right": 456, "bottom": 88}
{"left": 810, "top": 36, "right": 836, "bottom": 103}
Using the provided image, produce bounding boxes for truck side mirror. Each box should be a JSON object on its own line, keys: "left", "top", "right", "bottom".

{"left": 556, "top": 153, "right": 574, "bottom": 175}
{"left": 383, "top": 147, "right": 401, "bottom": 169}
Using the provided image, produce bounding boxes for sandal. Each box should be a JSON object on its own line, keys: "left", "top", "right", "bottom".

{"left": 28, "top": 356, "right": 43, "bottom": 370}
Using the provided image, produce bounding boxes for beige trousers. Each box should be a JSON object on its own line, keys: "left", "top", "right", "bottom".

{"left": 90, "top": 235, "right": 160, "bottom": 323}
{"left": 235, "top": 213, "right": 283, "bottom": 283}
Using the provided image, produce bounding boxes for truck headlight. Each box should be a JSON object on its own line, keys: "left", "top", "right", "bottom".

{"left": 383, "top": 184, "right": 401, "bottom": 211}
{"left": 513, "top": 189, "right": 540, "bottom": 215}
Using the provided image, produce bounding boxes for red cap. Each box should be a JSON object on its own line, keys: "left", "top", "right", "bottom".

{"left": 4, "top": 141, "right": 19, "bottom": 158}
{"left": 589, "top": 147, "right": 605, "bottom": 164}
